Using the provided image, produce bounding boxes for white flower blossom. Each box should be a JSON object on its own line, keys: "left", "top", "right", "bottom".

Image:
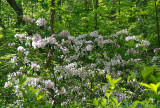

{"left": 11, "top": 56, "right": 17, "bottom": 63}
{"left": 46, "top": 37, "right": 56, "bottom": 44}
{"left": 59, "top": 87, "right": 66, "bottom": 94}
{"left": 90, "top": 31, "right": 98, "bottom": 37}
{"left": 58, "top": 30, "right": 70, "bottom": 36}
{"left": 14, "top": 33, "right": 25, "bottom": 39}
{"left": 152, "top": 56, "right": 158, "bottom": 62}
{"left": 8, "top": 42, "right": 15, "bottom": 47}
{"left": 125, "top": 36, "right": 136, "bottom": 41}
{"left": 24, "top": 51, "right": 29, "bottom": 56}
{"left": 32, "top": 34, "right": 42, "bottom": 42}
{"left": 32, "top": 39, "right": 47, "bottom": 49}
{"left": 36, "top": 18, "right": 47, "bottom": 26}
{"left": 23, "top": 15, "right": 35, "bottom": 22}
{"left": 110, "top": 59, "right": 121, "bottom": 66}
{"left": 44, "top": 80, "right": 54, "bottom": 89}
{"left": 86, "top": 44, "right": 93, "bottom": 51}
{"left": 141, "top": 40, "right": 150, "bottom": 46}
{"left": 24, "top": 57, "right": 29, "bottom": 63}
{"left": 154, "top": 48, "right": 160, "bottom": 53}
{"left": 61, "top": 102, "right": 68, "bottom": 106}
{"left": 4, "top": 81, "right": 12, "bottom": 88}
{"left": 17, "top": 46, "right": 25, "bottom": 52}
{"left": 31, "top": 62, "right": 40, "bottom": 71}
{"left": 82, "top": 97, "right": 86, "bottom": 101}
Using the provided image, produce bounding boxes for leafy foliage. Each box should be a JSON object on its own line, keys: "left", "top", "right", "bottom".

{"left": 1, "top": 0, "right": 160, "bottom": 107}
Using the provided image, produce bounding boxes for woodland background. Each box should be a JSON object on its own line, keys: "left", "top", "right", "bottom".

{"left": 1, "top": 0, "right": 160, "bottom": 107}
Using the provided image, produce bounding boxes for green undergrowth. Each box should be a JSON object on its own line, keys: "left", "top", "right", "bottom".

{"left": 0, "top": 28, "right": 17, "bottom": 105}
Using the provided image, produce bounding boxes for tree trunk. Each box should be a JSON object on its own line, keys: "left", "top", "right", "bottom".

{"left": 119, "top": 0, "right": 120, "bottom": 15}
{"left": 0, "top": 18, "right": 5, "bottom": 29}
{"left": 6, "top": 0, "right": 23, "bottom": 25}
{"left": 0, "top": 0, "right": 5, "bottom": 29}
{"left": 110, "top": 0, "right": 116, "bottom": 21}
{"left": 45, "top": 0, "right": 56, "bottom": 69}
{"left": 50, "top": 0, "right": 56, "bottom": 34}
{"left": 84, "top": 0, "right": 89, "bottom": 29}
{"left": 84, "top": 0, "right": 88, "bottom": 11}
{"left": 67, "top": 0, "right": 71, "bottom": 32}
{"left": 94, "top": 0, "right": 98, "bottom": 30}
{"left": 92, "top": 0, "right": 94, "bottom": 9}
{"left": 154, "top": 0, "right": 160, "bottom": 45}
{"left": 58, "top": 0, "right": 62, "bottom": 24}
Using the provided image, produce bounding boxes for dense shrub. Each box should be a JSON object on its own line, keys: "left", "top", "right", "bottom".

{"left": 4, "top": 17, "right": 160, "bottom": 107}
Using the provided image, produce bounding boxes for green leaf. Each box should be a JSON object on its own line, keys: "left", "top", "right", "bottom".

{"left": 132, "top": 101, "right": 141, "bottom": 108}
{"left": 127, "top": 76, "right": 131, "bottom": 83}
{"left": 115, "top": 77, "right": 122, "bottom": 83}
{"left": 32, "top": 88, "right": 39, "bottom": 100}
{"left": 20, "top": 89, "right": 27, "bottom": 99}
{"left": 139, "top": 82, "right": 151, "bottom": 88}
{"left": 141, "top": 66, "right": 156, "bottom": 79}
{"left": 106, "top": 74, "right": 112, "bottom": 84}
{"left": 93, "top": 98, "right": 99, "bottom": 106}
{"left": 139, "top": 82, "right": 160, "bottom": 94}
{"left": 73, "top": 101, "right": 77, "bottom": 107}
{"left": 101, "top": 98, "right": 107, "bottom": 105}
{"left": 149, "top": 83, "right": 160, "bottom": 94}
{"left": 105, "top": 90, "right": 112, "bottom": 99}
{"left": 150, "top": 75, "right": 157, "bottom": 83}
{"left": 26, "top": 86, "right": 33, "bottom": 93}
{"left": 37, "top": 91, "right": 46, "bottom": 101}
{"left": 156, "top": 0, "right": 160, "bottom": 5}
{"left": 18, "top": 76, "right": 29, "bottom": 87}
{"left": 112, "top": 97, "right": 119, "bottom": 107}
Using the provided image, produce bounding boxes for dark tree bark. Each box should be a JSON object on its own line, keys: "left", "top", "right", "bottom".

{"left": 50, "top": 0, "right": 56, "bottom": 34}
{"left": 118, "top": 0, "right": 120, "bottom": 15}
{"left": 129, "top": 0, "right": 136, "bottom": 22}
{"left": 84, "top": 0, "right": 88, "bottom": 11}
{"left": 6, "top": 0, "right": 23, "bottom": 25}
{"left": 154, "top": 0, "right": 160, "bottom": 45}
{"left": 0, "top": 0, "right": 5, "bottom": 29}
{"left": 67, "top": 0, "right": 71, "bottom": 32}
{"left": 0, "top": 18, "right": 5, "bottom": 29}
{"left": 84, "top": 0, "right": 89, "bottom": 29}
{"left": 110, "top": 0, "right": 116, "bottom": 21}
{"left": 45, "top": 0, "right": 56, "bottom": 69}
{"left": 58, "top": 0, "right": 62, "bottom": 24}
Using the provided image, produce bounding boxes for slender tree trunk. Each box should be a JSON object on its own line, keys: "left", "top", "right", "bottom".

{"left": 67, "top": 0, "right": 71, "bottom": 32}
{"left": 50, "top": 0, "right": 55, "bottom": 34}
{"left": 0, "top": 0, "right": 5, "bottom": 29}
{"left": 118, "top": 0, "right": 120, "bottom": 25}
{"left": 84, "top": 0, "right": 88, "bottom": 11}
{"left": 32, "top": 5, "right": 33, "bottom": 18}
{"left": 45, "top": 0, "right": 56, "bottom": 69}
{"left": 109, "top": 0, "right": 116, "bottom": 21}
{"left": 0, "top": 0, "right": 6, "bottom": 38}
{"left": 94, "top": 0, "right": 98, "bottom": 30}
{"left": 0, "top": 18, "right": 5, "bottom": 29}
{"left": 84, "top": 0, "right": 89, "bottom": 29}
{"left": 119, "top": 0, "right": 120, "bottom": 15}
{"left": 92, "top": 0, "right": 94, "bottom": 9}
{"left": 58, "top": 0, "right": 62, "bottom": 24}
{"left": 154, "top": 0, "right": 160, "bottom": 45}
{"left": 6, "top": 0, "right": 23, "bottom": 25}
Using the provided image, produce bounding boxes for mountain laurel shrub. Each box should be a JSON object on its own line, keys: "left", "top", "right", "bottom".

{"left": 4, "top": 17, "right": 160, "bottom": 107}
